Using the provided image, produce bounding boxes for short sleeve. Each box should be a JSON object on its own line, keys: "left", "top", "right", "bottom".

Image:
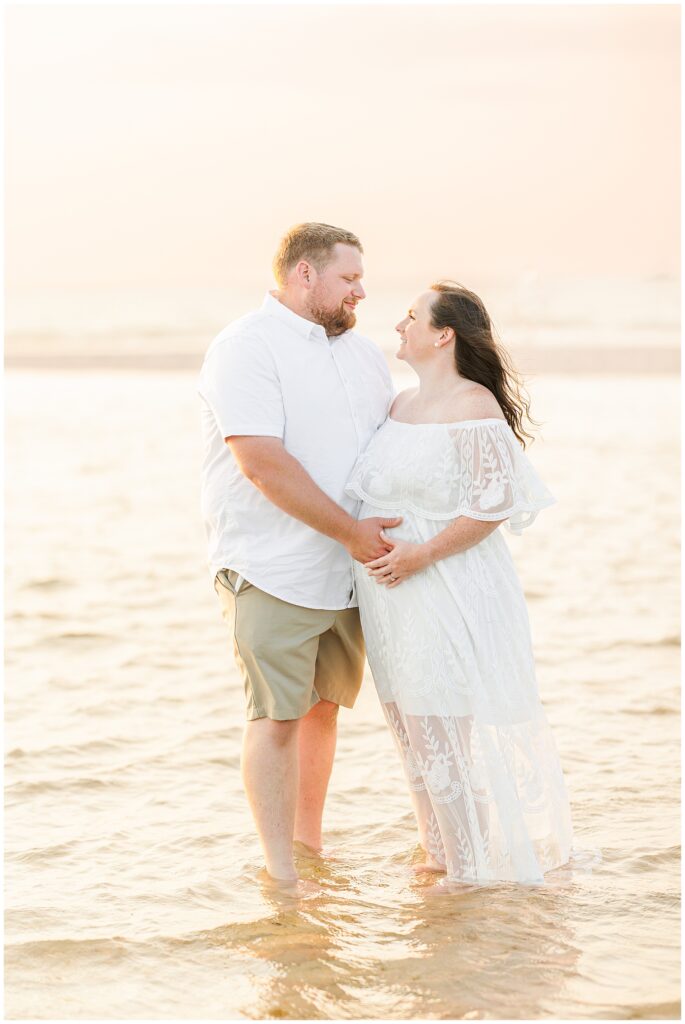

{"left": 448, "top": 422, "right": 555, "bottom": 534}
{"left": 198, "top": 333, "right": 285, "bottom": 440}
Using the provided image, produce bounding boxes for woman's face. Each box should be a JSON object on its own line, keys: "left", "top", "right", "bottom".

{"left": 395, "top": 290, "right": 444, "bottom": 363}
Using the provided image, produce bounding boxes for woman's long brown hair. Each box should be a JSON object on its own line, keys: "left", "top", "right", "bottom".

{"left": 429, "top": 281, "right": 536, "bottom": 447}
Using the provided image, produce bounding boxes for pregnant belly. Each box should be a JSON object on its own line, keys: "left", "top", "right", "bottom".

{"left": 360, "top": 501, "right": 436, "bottom": 544}
{"left": 358, "top": 501, "right": 512, "bottom": 565}
{"left": 359, "top": 501, "right": 450, "bottom": 545}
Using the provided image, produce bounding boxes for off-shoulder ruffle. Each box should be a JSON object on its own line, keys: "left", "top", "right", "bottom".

{"left": 345, "top": 418, "right": 555, "bottom": 533}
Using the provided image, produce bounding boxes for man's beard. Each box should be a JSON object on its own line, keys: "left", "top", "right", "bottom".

{"left": 308, "top": 299, "right": 356, "bottom": 337}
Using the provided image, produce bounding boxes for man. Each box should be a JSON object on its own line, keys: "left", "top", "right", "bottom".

{"left": 198, "top": 223, "right": 400, "bottom": 886}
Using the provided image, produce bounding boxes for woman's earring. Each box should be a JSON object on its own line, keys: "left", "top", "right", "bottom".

{"left": 434, "top": 342, "right": 439, "bottom": 348}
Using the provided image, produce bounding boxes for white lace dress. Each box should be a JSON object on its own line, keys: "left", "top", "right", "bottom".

{"left": 346, "top": 417, "right": 573, "bottom": 884}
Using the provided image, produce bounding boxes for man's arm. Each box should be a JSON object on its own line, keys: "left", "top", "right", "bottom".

{"left": 227, "top": 435, "right": 401, "bottom": 563}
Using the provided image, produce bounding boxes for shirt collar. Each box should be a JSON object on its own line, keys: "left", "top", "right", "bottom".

{"left": 261, "top": 291, "right": 348, "bottom": 344}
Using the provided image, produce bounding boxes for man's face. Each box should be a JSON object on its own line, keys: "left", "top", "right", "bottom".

{"left": 307, "top": 243, "right": 366, "bottom": 336}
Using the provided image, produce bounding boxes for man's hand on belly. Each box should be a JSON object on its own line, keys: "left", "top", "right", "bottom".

{"left": 344, "top": 516, "right": 402, "bottom": 563}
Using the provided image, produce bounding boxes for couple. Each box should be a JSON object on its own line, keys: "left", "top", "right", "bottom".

{"left": 198, "top": 222, "right": 573, "bottom": 889}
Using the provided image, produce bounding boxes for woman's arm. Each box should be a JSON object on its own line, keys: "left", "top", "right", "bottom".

{"left": 365, "top": 516, "right": 504, "bottom": 587}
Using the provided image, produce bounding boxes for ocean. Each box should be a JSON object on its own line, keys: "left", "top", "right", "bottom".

{"left": 4, "top": 364, "right": 680, "bottom": 1019}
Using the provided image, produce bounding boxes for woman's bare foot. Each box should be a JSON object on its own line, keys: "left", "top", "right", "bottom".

{"left": 424, "top": 876, "right": 480, "bottom": 895}
{"left": 412, "top": 859, "right": 447, "bottom": 875}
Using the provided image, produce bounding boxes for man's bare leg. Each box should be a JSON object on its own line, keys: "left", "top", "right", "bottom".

{"left": 241, "top": 717, "right": 300, "bottom": 881}
{"left": 294, "top": 699, "right": 339, "bottom": 851}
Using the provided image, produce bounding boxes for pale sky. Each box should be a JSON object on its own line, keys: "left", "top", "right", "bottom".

{"left": 5, "top": 3, "right": 680, "bottom": 293}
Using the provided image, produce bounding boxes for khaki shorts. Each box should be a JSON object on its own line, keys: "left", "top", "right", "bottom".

{"left": 214, "top": 570, "right": 365, "bottom": 721}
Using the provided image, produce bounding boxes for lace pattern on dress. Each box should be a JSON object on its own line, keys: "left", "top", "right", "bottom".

{"left": 345, "top": 419, "right": 555, "bottom": 533}
{"left": 383, "top": 701, "right": 572, "bottom": 883}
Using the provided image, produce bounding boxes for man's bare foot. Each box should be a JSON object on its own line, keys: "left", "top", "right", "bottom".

{"left": 293, "top": 839, "right": 337, "bottom": 861}
{"left": 257, "top": 867, "right": 319, "bottom": 898}
{"left": 261, "top": 868, "right": 298, "bottom": 888}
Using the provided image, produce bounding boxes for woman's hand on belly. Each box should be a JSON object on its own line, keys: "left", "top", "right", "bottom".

{"left": 364, "top": 532, "right": 432, "bottom": 587}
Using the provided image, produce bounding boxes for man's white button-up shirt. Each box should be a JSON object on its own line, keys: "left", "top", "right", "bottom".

{"left": 198, "top": 292, "right": 393, "bottom": 610}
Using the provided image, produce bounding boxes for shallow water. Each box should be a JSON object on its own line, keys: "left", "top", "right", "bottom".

{"left": 5, "top": 370, "right": 680, "bottom": 1019}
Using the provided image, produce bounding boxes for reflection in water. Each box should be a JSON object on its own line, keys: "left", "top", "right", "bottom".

{"left": 199, "top": 849, "right": 583, "bottom": 1021}
{"left": 400, "top": 878, "right": 582, "bottom": 1019}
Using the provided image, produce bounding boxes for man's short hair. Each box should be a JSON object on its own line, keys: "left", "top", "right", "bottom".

{"left": 272, "top": 223, "right": 363, "bottom": 287}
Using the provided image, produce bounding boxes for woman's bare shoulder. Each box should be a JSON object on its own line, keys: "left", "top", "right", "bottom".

{"left": 450, "top": 383, "right": 506, "bottom": 422}
{"left": 389, "top": 387, "right": 419, "bottom": 418}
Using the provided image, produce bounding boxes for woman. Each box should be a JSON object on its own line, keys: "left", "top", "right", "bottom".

{"left": 346, "top": 281, "right": 573, "bottom": 884}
